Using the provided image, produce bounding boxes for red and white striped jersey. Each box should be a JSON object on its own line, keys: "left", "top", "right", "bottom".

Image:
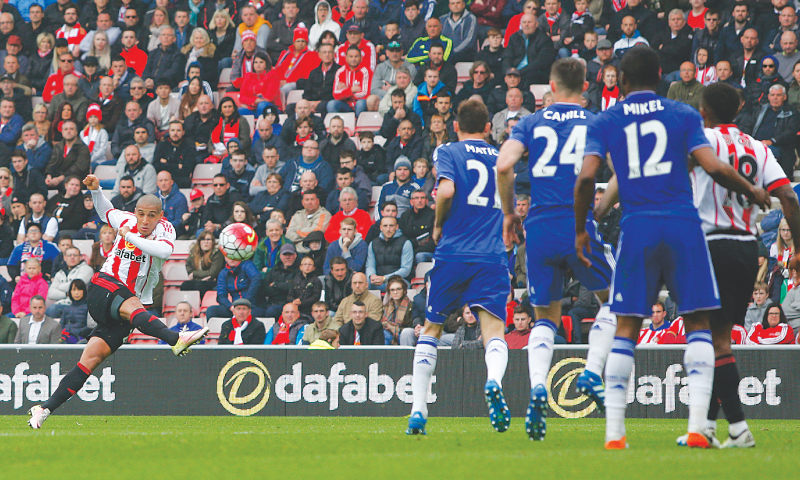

{"left": 731, "top": 324, "right": 748, "bottom": 344}
{"left": 746, "top": 323, "right": 796, "bottom": 344}
{"left": 99, "top": 209, "right": 176, "bottom": 304}
{"left": 692, "top": 125, "right": 789, "bottom": 236}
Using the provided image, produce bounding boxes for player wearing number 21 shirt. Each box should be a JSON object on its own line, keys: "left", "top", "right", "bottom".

{"left": 574, "top": 46, "right": 770, "bottom": 450}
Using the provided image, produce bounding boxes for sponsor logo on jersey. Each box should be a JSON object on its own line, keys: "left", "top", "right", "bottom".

{"left": 217, "top": 356, "right": 272, "bottom": 416}
{"left": 115, "top": 248, "right": 146, "bottom": 263}
{"left": 124, "top": 240, "right": 136, "bottom": 251}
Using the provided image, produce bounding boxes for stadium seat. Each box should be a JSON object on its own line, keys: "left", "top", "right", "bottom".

{"left": 218, "top": 68, "right": 232, "bottom": 89}
{"left": 170, "top": 240, "right": 193, "bottom": 259}
{"left": 162, "top": 261, "right": 192, "bottom": 286}
{"left": 371, "top": 185, "right": 381, "bottom": 206}
{"left": 455, "top": 62, "right": 473, "bottom": 83}
{"left": 213, "top": 91, "right": 221, "bottom": 108}
{"left": 325, "top": 112, "right": 356, "bottom": 136}
{"left": 561, "top": 315, "right": 573, "bottom": 343}
{"left": 530, "top": 85, "right": 551, "bottom": 107}
{"left": 415, "top": 262, "right": 433, "bottom": 279}
{"left": 73, "top": 240, "right": 94, "bottom": 257}
{"left": 93, "top": 165, "right": 117, "bottom": 181}
{"left": 407, "top": 288, "right": 420, "bottom": 302}
{"left": 128, "top": 330, "right": 159, "bottom": 344}
{"left": 163, "top": 289, "right": 201, "bottom": 316}
{"left": 179, "top": 188, "right": 193, "bottom": 203}
{"left": 0, "top": 265, "right": 11, "bottom": 282}
{"left": 286, "top": 90, "right": 304, "bottom": 105}
{"left": 31, "top": 96, "right": 44, "bottom": 109}
{"left": 195, "top": 185, "right": 214, "bottom": 199}
{"left": 356, "top": 112, "right": 383, "bottom": 132}
{"left": 255, "top": 317, "right": 276, "bottom": 333}
{"left": 192, "top": 163, "right": 222, "bottom": 186}
{"left": 374, "top": 135, "right": 387, "bottom": 147}
{"left": 279, "top": 114, "right": 288, "bottom": 125}
{"left": 48, "top": 189, "right": 58, "bottom": 199}
{"left": 513, "top": 288, "right": 525, "bottom": 299}
{"left": 243, "top": 114, "right": 255, "bottom": 136}
{"left": 205, "top": 317, "right": 228, "bottom": 344}
{"left": 200, "top": 290, "right": 219, "bottom": 315}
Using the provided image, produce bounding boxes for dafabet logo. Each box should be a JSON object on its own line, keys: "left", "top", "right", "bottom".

{"left": 216, "top": 357, "right": 272, "bottom": 416}
{"left": 546, "top": 357, "right": 597, "bottom": 419}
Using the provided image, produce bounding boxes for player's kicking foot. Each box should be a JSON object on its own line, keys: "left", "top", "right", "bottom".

{"left": 484, "top": 380, "right": 510, "bottom": 433}
{"left": 605, "top": 436, "right": 629, "bottom": 450}
{"left": 721, "top": 429, "right": 755, "bottom": 448}
{"left": 172, "top": 327, "right": 209, "bottom": 356}
{"left": 686, "top": 430, "right": 722, "bottom": 449}
{"left": 406, "top": 412, "right": 427, "bottom": 435}
{"left": 524, "top": 384, "right": 547, "bottom": 440}
{"left": 28, "top": 405, "right": 50, "bottom": 429}
{"left": 575, "top": 370, "right": 605, "bottom": 414}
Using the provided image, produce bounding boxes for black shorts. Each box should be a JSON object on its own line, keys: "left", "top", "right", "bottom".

{"left": 707, "top": 237, "right": 759, "bottom": 327}
{"left": 87, "top": 273, "right": 136, "bottom": 353}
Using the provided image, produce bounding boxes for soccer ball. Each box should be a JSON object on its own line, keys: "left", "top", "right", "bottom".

{"left": 219, "top": 223, "right": 258, "bottom": 261}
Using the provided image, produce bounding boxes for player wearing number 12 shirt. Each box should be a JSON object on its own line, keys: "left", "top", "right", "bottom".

{"left": 575, "top": 46, "right": 770, "bottom": 450}
{"left": 497, "top": 58, "right": 617, "bottom": 442}
{"left": 407, "top": 100, "right": 511, "bottom": 436}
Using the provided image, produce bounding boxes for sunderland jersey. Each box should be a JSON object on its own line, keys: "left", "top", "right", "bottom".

{"left": 585, "top": 90, "right": 710, "bottom": 219}
{"left": 692, "top": 125, "right": 789, "bottom": 236}
{"left": 508, "top": 102, "right": 595, "bottom": 218}
{"left": 99, "top": 209, "right": 176, "bottom": 304}
{"left": 432, "top": 139, "right": 506, "bottom": 264}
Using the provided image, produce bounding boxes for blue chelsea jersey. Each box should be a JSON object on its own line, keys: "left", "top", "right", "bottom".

{"left": 509, "top": 102, "right": 596, "bottom": 218}
{"left": 433, "top": 139, "right": 506, "bottom": 264}
{"left": 585, "top": 90, "right": 711, "bottom": 218}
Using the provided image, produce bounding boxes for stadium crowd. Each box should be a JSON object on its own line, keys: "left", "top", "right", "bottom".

{"left": 1, "top": 0, "right": 800, "bottom": 348}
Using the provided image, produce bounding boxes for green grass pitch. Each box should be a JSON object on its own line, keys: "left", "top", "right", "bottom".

{"left": 1, "top": 417, "right": 796, "bottom": 479}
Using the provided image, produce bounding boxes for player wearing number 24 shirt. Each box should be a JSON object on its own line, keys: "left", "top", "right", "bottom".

{"left": 575, "top": 46, "right": 771, "bottom": 450}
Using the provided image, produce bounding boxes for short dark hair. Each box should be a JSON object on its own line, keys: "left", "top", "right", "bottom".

{"left": 436, "top": 91, "right": 451, "bottom": 101}
{"left": 705, "top": 7, "right": 719, "bottom": 17}
{"left": 347, "top": 45, "right": 362, "bottom": 54}
{"left": 121, "top": 28, "right": 137, "bottom": 38}
{"left": 337, "top": 167, "right": 353, "bottom": 176}
{"left": 340, "top": 150, "right": 355, "bottom": 160}
{"left": 702, "top": 82, "right": 741, "bottom": 124}
{"left": 25, "top": 222, "right": 42, "bottom": 233}
{"left": 213, "top": 173, "right": 227, "bottom": 182}
{"left": 302, "top": 190, "right": 320, "bottom": 201}
{"left": 358, "top": 131, "right": 375, "bottom": 140}
{"left": 382, "top": 200, "right": 397, "bottom": 210}
{"left": 733, "top": 0, "right": 748, "bottom": 11}
{"left": 111, "top": 54, "right": 126, "bottom": 64}
{"left": 156, "top": 78, "right": 171, "bottom": 88}
{"left": 430, "top": 42, "right": 444, "bottom": 52}
{"left": 330, "top": 256, "right": 348, "bottom": 267}
{"left": 456, "top": 99, "right": 489, "bottom": 135}
{"left": 10, "top": 150, "right": 26, "bottom": 162}
{"left": 231, "top": 149, "right": 247, "bottom": 158}
{"left": 119, "top": 175, "right": 134, "bottom": 185}
{"left": 619, "top": 45, "right": 661, "bottom": 89}
{"left": 391, "top": 88, "right": 406, "bottom": 99}
{"left": 352, "top": 300, "right": 366, "bottom": 309}
{"left": 405, "top": 0, "right": 419, "bottom": 8}
{"left": 551, "top": 58, "right": 585, "bottom": 95}
{"left": 513, "top": 304, "right": 531, "bottom": 316}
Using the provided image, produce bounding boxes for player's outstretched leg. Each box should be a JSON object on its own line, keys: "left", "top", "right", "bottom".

{"left": 577, "top": 303, "right": 617, "bottom": 413}
{"left": 681, "top": 317, "right": 720, "bottom": 449}
{"left": 30, "top": 337, "right": 112, "bottom": 429}
{"left": 525, "top": 304, "right": 559, "bottom": 441}
{"left": 121, "top": 299, "right": 207, "bottom": 355}
{"left": 407, "top": 322, "right": 442, "bottom": 435}
{"left": 480, "top": 309, "right": 510, "bottom": 433}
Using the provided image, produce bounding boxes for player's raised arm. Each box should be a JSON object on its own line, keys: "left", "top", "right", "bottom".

{"left": 120, "top": 230, "right": 174, "bottom": 260}
{"left": 692, "top": 147, "right": 771, "bottom": 210}
{"left": 496, "top": 139, "right": 526, "bottom": 245}
{"left": 84, "top": 174, "right": 115, "bottom": 222}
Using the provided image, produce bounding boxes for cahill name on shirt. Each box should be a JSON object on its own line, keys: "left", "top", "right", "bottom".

{"left": 543, "top": 109, "right": 587, "bottom": 121}
{"left": 623, "top": 99, "right": 666, "bottom": 115}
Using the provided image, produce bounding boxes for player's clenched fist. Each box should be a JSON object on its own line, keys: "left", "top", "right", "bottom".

{"left": 83, "top": 175, "right": 99, "bottom": 190}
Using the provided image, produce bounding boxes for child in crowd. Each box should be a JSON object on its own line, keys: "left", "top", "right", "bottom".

{"left": 11, "top": 258, "right": 48, "bottom": 317}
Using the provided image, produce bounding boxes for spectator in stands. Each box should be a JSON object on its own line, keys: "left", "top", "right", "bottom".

{"left": 407, "top": 18, "right": 453, "bottom": 65}
{"left": 265, "top": 1, "right": 298, "bottom": 60}
{"left": 112, "top": 144, "right": 157, "bottom": 195}
{"left": 80, "top": 11, "right": 121, "bottom": 53}
{"left": 181, "top": 230, "right": 225, "bottom": 298}
{"left": 269, "top": 26, "right": 321, "bottom": 108}
{"left": 287, "top": 255, "right": 323, "bottom": 315}
{"left": 12, "top": 257, "right": 48, "bottom": 317}
{"left": 487, "top": 67, "right": 535, "bottom": 117}
{"left": 297, "top": 43, "right": 337, "bottom": 116}
{"left": 355, "top": 131, "right": 385, "bottom": 183}
{"left": 181, "top": 31, "right": 219, "bottom": 90}
{"left": 775, "top": 31, "right": 800, "bottom": 83}
{"left": 9, "top": 152, "right": 46, "bottom": 207}
{"left": 714, "top": 1, "right": 751, "bottom": 63}
{"left": 265, "top": 302, "right": 308, "bottom": 345}
{"left": 653, "top": 9, "right": 692, "bottom": 82}
{"left": 638, "top": 301, "right": 670, "bottom": 344}
{"left": 333, "top": 271, "right": 381, "bottom": 321}
{"left": 281, "top": 139, "right": 335, "bottom": 195}
{"left": 454, "top": 60, "right": 493, "bottom": 108}
{"left": 380, "top": 274, "right": 423, "bottom": 344}
{"left": 412, "top": 43, "right": 456, "bottom": 96}
{"left": 0, "top": 74, "right": 31, "bottom": 124}
{"left": 177, "top": 188, "right": 205, "bottom": 239}
{"left": 330, "top": 45, "right": 370, "bottom": 116}
{"left": 250, "top": 172, "right": 291, "bottom": 226}
{"left": 233, "top": 52, "right": 271, "bottom": 116}
{"left": 251, "top": 118, "right": 286, "bottom": 168}
{"left": 764, "top": 6, "right": 798, "bottom": 55}
{"left": 46, "top": 244, "right": 91, "bottom": 303}
{"left": 159, "top": 301, "right": 204, "bottom": 345}
{"left": 440, "top": 0, "right": 476, "bottom": 63}
{"left": 370, "top": 39, "right": 416, "bottom": 105}
{"left": 207, "top": 255, "right": 262, "bottom": 318}
{"left": 284, "top": 170, "right": 328, "bottom": 219}
{"left": 286, "top": 190, "right": 331, "bottom": 254}
{"left": 378, "top": 156, "right": 422, "bottom": 216}
{"left": 694, "top": 47, "right": 717, "bottom": 86}
{"left": 310, "top": 1, "right": 340, "bottom": 49}
{"left": 301, "top": 301, "right": 340, "bottom": 344}
{"left": 338, "top": 299, "right": 383, "bottom": 344}
{"left": 111, "top": 101, "right": 154, "bottom": 158}
{"left": 47, "top": 101, "right": 77, "bottom": 144}
{"left": 691, "top": 9, "right": 720, "bottom": 62}
{"left": 254, "top": 218, "right": 290, "bottom": 277}
{"left": 380, "top": 89, "right": 423, "bottom": 141}
{"left": 17, "top": 124, "right": 51, "bottom": 174}
{"left": 319, "top": 116, "right": 356, "bottom": 171}
{"left": 323, "top": 256, "right": 353, "bottom": 310}
{"left": 55, "top": 3, "right": 87, "bottom": 54}
{"left": 536, "top": 0, "right": 562, "bottom": 41}
{"left": 94, "top": 77, "right": 123, "bottom": 136}
{"left": 153, "top": 122, "right": 195, "bottom": 188}
{"left": 184, "top": 94, "right": 219, "bottom": 162}
{"left": 171, "top": 9, "right": 194, "bottom": 51}
{"left": 746, "top": 55, "right": 787, "bottom": 108}
{"left": 399, "top": 0, "right": 424, "bottom": 52}
{"left": 336, "top": 23, "right": 376, "bottom": 74}
{"left": 146, "top": 80, "right": 179, "bottom": 139}
{"left": 208, "top": 9, "right": 236, "bottom": 69}
{"left": 741, "top": 84, "right": 799, "bottom": 176}
{"left": 46, "top": 176, "right": 88, "bottom": 237}
{"left": 0, "top": 302, "right": 17, "bottom": 343}
{"left": 749, "top": 304, "right": 795, "bottom": 344}
{"left": 111, "top": 176, "right": 142, "bottom": 212}
{"left": 612, "top": 15, "right": 649, "bottom": 60}
{"left": 505, "top": 304, "right": 532, "bottom": 348}
{"left": 491, "top": 87, "right": 530, "bottom": 142}
{"left": 230, "top": 28, "right": 267, "bottom": 87}
{"left": 89, "top": 225, "right": 115, "bottom": 271}
{"left": 339, "top": 151, "right": 371, "bottom": 191}
{"left": 222, "top": 201, "right": 257, "bottom": 232}
{"left": 326, "top": 168, "right": 368, "bottom": 214}
{"left": 200, "top": 173, "right": 243, "bottom": 237}
{"left": 667, "top": 62, "right": 704, "bottom": 110}
{"left": 225, "top": 150, "right": 255, "bottom": 201}
{"left": 414, "top": 66, "right": 447, "bottom": 121}
{"left": 324, "top": 215, "right": 367, "bottom": 272}
{"left": 43, "top": 51, "right": 80, "bottom": 103}
{"left": 155, "top": 171, "right": 187, "bottom": 231}
{"left": 13, "top": 294, "right": 61, "bottom": 344}
{"left": 745, "top": 282, "right": 772, "bottom": 332}
{"left": 451, "top": 305, "right": 482, "bottom": 349}
{"left": 0, "top": 98, "right": 19, "bottom": 156}
{"left": 142, "top": 27, "right": 185, "bottom": 89}
{"left": 366, "top": 215, "right": 412, "bottom": 289}
{"left": 210, "top": 97, "right": 250, "bottom": 158}
{"left": 50, "top": 235, "right": 73, "bottom": 275}
{"left": 17, "top": 194, "right": 58, "bottom": 242}
{"left": 340, "top": 0, "right": 381, "bottom": 45}
{"left": 8, "top": 222, "right": 59, "bottom": 280}
{"left": 80, "top": 105, "right": 109, "bottom": 168}
{"left": 44, "top": 120, "right": 89, "bottom": 191}
{"left": 279, "top": 100, "right": 327, "bottom": 147}
{"left": 261, "top": 243, "right": 299, "bottom": 316}
{"left": 398, "top": 189, "right": 434, "bottom": 263}
{"left": 116, "top": 28, "right": 147, "bottom": 79}
{"left": 504, "top": 13, "right": 555, "bottom": 86}
{"left": 218, "top": 298, "right": 266, "bottom": 344}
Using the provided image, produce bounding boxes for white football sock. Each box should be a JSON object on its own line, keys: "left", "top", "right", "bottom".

{"left": 485, "top": 337, "right": 508, "bottom": 387}
{"left": 685, "top": 330, "right": 715, "bottom": 434}
{"left": 729, "top": 420, "right": 749, "bottom": 437}
{"left": 410, "top": 335, "right": 438, "bottom": 418}
{"left": 527, "top": 319, "right": 557, "bottom": 388}
{"left": 605, "top": 336, "right": 636, "bottom": 441}
{"left": 585, "top": 304, "right": 617, "bottom": 377}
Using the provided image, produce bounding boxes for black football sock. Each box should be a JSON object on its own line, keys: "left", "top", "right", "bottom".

{"left": 42, "top": 363, "right": 91, "bottom": 412}
{"left": 130, "top": 308, "right": 179, "bottom": 346}
{"left": 714, "top": 354, "right": 746, "bottom": 425}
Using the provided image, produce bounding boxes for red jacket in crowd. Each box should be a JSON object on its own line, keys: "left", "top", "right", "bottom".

{"left": 747, "top": 324, "right": 796, "bottom": 345}
{"left": 43, "top": 68, "right": 84, "bottom": 103}
{"left": 333, "top": 64, "right": 371, "bottom": 107}
{"left": 336, "top": 39, "right": 377, "bottom": 74}
{"left": 120, "top": 45, "right": 148, "bottom": 77}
